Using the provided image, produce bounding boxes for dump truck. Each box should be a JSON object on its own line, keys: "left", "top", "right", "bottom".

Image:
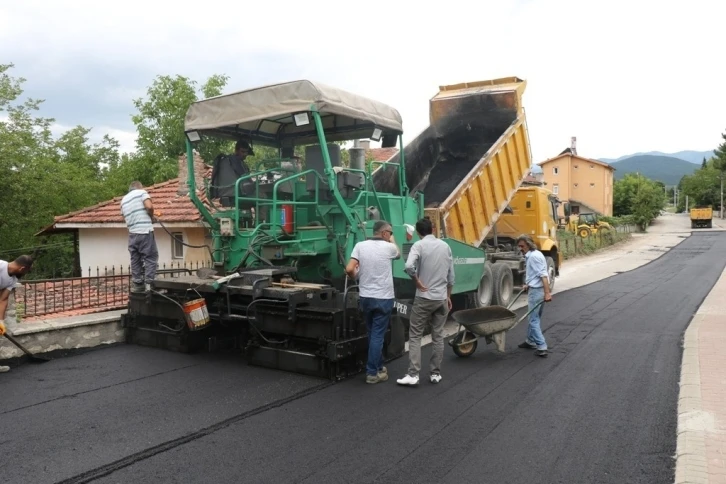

{"left": 690, "top": 207, "right": 713, "bottom": 229}
{"left": 122, "top": 77, "right": 534, "bottom": 380}
{"left": 374, "top": 77, "right": 541, "bottom": 311}
{"left": 487, "top": 185, "right": 562, "bottom": 295}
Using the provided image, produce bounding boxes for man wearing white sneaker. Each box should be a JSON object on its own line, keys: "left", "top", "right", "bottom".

{"left": 397, "top": 218, "right": 454, "bottom": 386}
{"left": 1, "top": 255, "right": 34, "bottom": 373}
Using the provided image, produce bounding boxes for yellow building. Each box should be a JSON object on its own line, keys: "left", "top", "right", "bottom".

{"left": 538, "top": 147, "right": 615, "bottom": 217}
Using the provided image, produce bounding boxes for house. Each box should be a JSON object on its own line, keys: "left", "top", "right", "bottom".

{"left": 38, "top": 153, "right": 214, "bottom": 274}
{"left": 538, "top": 143, "right": 615, "bottom": 217}
{"left": 358, "top": 140, "right": 399, "bottom": 162}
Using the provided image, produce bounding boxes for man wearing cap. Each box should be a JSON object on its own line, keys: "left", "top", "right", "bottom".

{"left": 0, "top": 255, "right": 34, "bottom": 373}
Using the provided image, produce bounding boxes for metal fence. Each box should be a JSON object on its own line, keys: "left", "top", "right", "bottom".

{"left": 16, "top": 261, "right": 213, "bottom": 320}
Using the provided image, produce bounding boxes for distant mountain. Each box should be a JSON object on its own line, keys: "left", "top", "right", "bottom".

{"left": 601, "top": 150, "right": 715, "bottom": 165}
{"left": 611, "top": 155, "right": 699, "bottom": 185}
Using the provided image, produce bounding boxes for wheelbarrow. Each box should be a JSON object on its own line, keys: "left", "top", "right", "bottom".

{"left": 448, "top": 289, "right": 545, "bottom": 357}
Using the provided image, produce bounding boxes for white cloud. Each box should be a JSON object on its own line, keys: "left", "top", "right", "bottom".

{"left": 1, "top": 0, "right": 725, "bottom": 162}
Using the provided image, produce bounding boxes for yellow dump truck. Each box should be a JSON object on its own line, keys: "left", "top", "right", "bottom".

{"left": 490, "top": 185, "right": 562, "bottom": 288}
{"left": 690, "top": 207, "right": 713, "bottom": 229}
{"left": 373, "top": 77, "right": 538, "bottom": 308}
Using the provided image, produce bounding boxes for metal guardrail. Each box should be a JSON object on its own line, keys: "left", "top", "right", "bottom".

{"left": 16, "top": 261, "right": 212, "bottom": 319}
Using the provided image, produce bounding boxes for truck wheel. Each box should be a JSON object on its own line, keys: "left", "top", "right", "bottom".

{"left": 708, "top": 221, "right": 713, "bottom": 229}
{"left": 451, "top": 331, "right": 478, "bottom": 357}
{"left": 491, "top": 263, "right": 514, "bottom": 307}
{"left": 545, "top": 256, "right": 556, "bottom": 291}
{"left": 474, "top": 264, "right": 494, "bottom": 308}
{"left": 578, "top": 227, "right": 591, "bottom": 238}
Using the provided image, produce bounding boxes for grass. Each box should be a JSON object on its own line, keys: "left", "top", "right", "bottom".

{"left": 558, "top": 229, "right": 632, "bottom": 260}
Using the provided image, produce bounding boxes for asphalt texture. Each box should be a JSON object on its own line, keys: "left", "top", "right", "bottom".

{"left": 2, "top": 231, "right": 724, "bottom": 484}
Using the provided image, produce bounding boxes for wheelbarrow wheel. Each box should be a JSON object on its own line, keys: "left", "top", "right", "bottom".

{"left": 452, "top": 331, "right": 478, "bottom": 357}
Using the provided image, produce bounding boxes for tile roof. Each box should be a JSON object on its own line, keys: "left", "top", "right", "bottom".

{"left": 38, "top": 154, "right": 214, "bottom": 234}
{"left": 45, "top": 178, "right": 210, "bottom": 227}
{"left": 366, "top": 147, "right": 399, "bottom": 162}
{"left": 538, "top": 151, "right": 615, "bottom": 171}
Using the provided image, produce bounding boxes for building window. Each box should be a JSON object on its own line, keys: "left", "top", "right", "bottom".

{"left": 590, "top": 183, "right": 595, "bottom": 188}
{"left": 574, "top": 183, "right": 579, "bottom": 188}
{"left": 590, "top": 165, "right": 594, "bottom": 169}
{"left": 172, "top": 232, "right": 184, "bottom": 259}
{"left": 553, "top": 184, "right": 559, "bottom": 195}
{"left": 553, "top": 167, "right": 559, "bottom": 175}
{"left": 574, "top": 165, "right": 579, "bottom": 169}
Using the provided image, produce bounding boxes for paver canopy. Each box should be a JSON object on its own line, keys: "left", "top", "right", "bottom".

{"left": 184, "top": 80, "right": 403, "bottom": 146}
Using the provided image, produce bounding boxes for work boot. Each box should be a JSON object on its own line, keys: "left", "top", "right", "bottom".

{"left": 0, "top": 365, "right": 10, "bottom": 373}
{"left": 366, "top": 374, "right": 384, "bottom": 384}
{"left": 518, "top": 341, "right": 536, "bottom": 349}
{"left": 130, "top": 282, "right": 145, "bottom": 293}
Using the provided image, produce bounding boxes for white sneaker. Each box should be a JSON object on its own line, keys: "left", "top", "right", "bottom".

{"left": 0, "top": 366, "right": 10, "bottom": 373}
{"left": 430, "top": 373, "right": 442, "bottom": 384}
{"left": 396, "top": 374, "right": 419, "bottom": 386}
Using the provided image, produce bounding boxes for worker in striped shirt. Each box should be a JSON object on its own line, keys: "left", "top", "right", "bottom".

{"left": 121, "top": 181, "right": 159, "bottom": 293}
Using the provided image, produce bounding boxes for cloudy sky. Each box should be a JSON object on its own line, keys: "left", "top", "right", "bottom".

{"left": 2, "top": 0, "right": 724, "bottom": 162}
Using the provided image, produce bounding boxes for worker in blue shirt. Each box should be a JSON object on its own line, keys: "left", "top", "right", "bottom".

{"left": 516, "top": 235, "right": 552, "bottom": 357}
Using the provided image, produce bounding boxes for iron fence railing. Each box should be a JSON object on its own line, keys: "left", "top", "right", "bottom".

{"left": 16, "top": 261, "right": 213, "bottom": 320}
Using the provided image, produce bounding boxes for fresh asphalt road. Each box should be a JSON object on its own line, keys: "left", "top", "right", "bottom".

{"left": 2, "top": 231, "right": 724, "bottom": 484}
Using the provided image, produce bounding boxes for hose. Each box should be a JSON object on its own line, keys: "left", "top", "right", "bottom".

{"left": 155, "top": 217, "right": 216, "bottom": 262}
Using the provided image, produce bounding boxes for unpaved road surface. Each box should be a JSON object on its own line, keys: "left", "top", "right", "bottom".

{"left": 2, "top": 228, "right": 723, "bottom": 484}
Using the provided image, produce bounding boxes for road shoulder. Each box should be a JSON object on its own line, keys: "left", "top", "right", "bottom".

{"left": 676, "top": 266, "right": 726, "bottom": 483}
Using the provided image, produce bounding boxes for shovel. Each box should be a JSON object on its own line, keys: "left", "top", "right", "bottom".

{"left": 2, "top": 332, "right": 51, "bottom": 363}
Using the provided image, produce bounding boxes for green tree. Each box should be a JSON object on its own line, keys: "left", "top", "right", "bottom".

{"left": 0, "top": 64, "right": 120, "bottom": 277}
{"left": 613, "top": 173, "right": 665, "bottom": 230}
{"left": 128, "top": 73, "right": 230, "bottom": 183}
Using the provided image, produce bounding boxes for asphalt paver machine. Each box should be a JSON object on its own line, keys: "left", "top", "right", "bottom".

{"left": 122, "top": 78, "right": 533, "bottom": 380}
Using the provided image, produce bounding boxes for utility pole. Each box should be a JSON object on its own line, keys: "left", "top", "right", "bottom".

{"left": 721, "top": 172, "right": 724, "bottom": 219}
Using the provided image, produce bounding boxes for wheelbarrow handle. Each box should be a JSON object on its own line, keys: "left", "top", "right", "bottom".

{"left": 509, "top": 299, "right": 546, "bottom": 332}
{"left": 506, "top": 288, "right": 527, "bottom": 310}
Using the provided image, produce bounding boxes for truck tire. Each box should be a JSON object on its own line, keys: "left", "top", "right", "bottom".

{"left": 491, "top": 263, "right": 514, "bottom": 307}
{"left": 708, "top": 221, "right": 713, "bottom": 229}
{"left": 474, "top": 264, "right": 494, "bottom": 308}
{"left": 578, "top": 227, "right": 591, "bottom": 238}
{"left": 545, "top": 256, "right": 556, "bottom": 291}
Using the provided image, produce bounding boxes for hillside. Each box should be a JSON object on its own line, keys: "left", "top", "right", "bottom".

{"left": 611, "top": 155, "right": 698, "bottom": 185}
{"left": 601, "top": 150, "right": 714, "bottom": 164}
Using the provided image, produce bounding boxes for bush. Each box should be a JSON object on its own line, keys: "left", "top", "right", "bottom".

{"left": 558, "top": 229, "right": 631, "bottom": 260}
{"left": 599, "top": 215, "right": 637, "bottom": 226}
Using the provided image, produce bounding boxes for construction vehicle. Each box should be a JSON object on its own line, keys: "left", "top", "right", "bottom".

{"left": 690, "top": 206, "right": 713, "bottom": 229}
{"left": 487, "top": 186, "right": 562, "bottom": 300}
{"left": 373, "top": 78, "right": 534, "bottom": 312}
{"left": 563, "top": 204, "right": 612, "bottom": 238}
{"left": 122, "top": 77, "right": 533, "bottom": 380}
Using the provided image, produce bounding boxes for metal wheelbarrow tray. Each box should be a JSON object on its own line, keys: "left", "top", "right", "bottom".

{"left": 448, "top": 289, "right": 544, "bottom": 357}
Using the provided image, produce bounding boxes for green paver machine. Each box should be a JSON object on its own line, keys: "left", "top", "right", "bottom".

{"left": 121, "top": 78, "right": 533, "bottom": 380}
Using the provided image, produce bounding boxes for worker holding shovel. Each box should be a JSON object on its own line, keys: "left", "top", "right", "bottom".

{"left": 0, "top": 255, "right": 34, "bottom": 373}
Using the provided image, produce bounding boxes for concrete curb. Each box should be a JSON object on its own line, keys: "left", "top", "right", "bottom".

{"left": 675, "top": 272, "right": 726, "bottom": 483}
{"left": 676, "top": 314, "right": 709, "bottom": 484}
{"left": 0, "top": 310, "right": 126, "bottom": 361}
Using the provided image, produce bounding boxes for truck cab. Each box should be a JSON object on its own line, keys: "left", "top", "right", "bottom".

{"left": 486, "top": 186, "right": 561, "bottom": 298}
